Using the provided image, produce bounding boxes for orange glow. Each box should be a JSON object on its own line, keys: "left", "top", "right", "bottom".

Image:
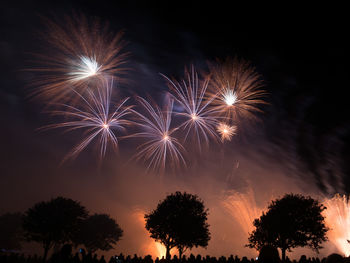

{"left": 133, "top": 209, "right": 167, "bottom": 259}
{"left": 323, "top": 194, "right": 350, "bottom": 256}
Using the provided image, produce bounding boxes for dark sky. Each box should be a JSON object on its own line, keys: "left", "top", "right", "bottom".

{"left": 0, "top": 0, "right": 349, "bottom": 259}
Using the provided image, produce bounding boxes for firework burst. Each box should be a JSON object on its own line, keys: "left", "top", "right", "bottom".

{"left": 222, "top": 187, "right": 263, "bottom": 236}
{"left": 208, "top": 57, "right": 265, "bottom": 122}
{"left": 217, "top": 122, "right": 236, "bottom": 141}
{"left": 29, "top": 13, "right": 127, "bottom": 102}
{"left": 131, "top": 97, "right": 186, "bottom": 173}
{"left": 43, "top": 78, "right": 132, "bottom": 161}
{"left": 323, "top": 194, "right": 350, "bottom": 256}
{"left": 163, "top": 66, "right": 219, "bottom": 148}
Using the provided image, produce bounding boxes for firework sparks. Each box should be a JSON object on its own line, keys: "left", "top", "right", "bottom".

{"left": 217, "top": 123, "right": 236, "bottom": 141}
{"left": 163, "top": 66, "right": 219, "bottom": 147}
{"left": 208, "top": 57, "right": 265, "bottom": 122}
{"left": 29, "top": 13, "right": 127, "bottom": 102}
{"left": 223, "top": 89, "right": 238, "bottom": 106}
{"left": 323, "top": 194, "right": 350, "bottom": 256}
{"left": 68, "top": 56, "right": 102, "bottom": 81}
{"left": 222, "top": 187, "right": 263, "bottom": 236}
{"left": 131, "top": 97, "right": 186, "bottom": 172}
{"left": 44, "top": 78, "right": 132, "bottom": 161}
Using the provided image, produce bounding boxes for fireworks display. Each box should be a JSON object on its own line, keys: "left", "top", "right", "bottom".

{"left": 28, "top": 13, "right": 266, "bottom": 172}
{"left": 323, "top": 194, "right": 350, "bottom": 256}
{"left": 4, "top": 1, "right": 349, "bottom": 261}
{"left": 29, "top": 13, "right": 127, "bottom": 102}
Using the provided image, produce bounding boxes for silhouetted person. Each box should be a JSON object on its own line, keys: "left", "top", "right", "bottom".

{"left": 258, "top": 245, "right": 281, "bottom": 263}
{"left": 49, "top": 244, "right": 72, "bottom": 263}
{"left": 80, "top": 249, "right": 87, "bottom": 263}
{"left": 326, "top": 254, "right": 344, "bottom": 263}
{"left": 73, "top": 252, "right": 80, "bottom": 263}
{"left": 85, "top": 252, "right": 93, "bottom": 263}
{"left": 299, "top": 255, "right": 308, "bottom": 263}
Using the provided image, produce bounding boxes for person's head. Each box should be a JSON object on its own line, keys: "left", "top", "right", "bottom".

{"left": 326, "top": 253, "right": 344, "bottom": 263}
{"left": 60, "top": 244, "right": 72, "bottom": 258}
{"left": 258, "top": 245, "right": 280, "bottom": 263}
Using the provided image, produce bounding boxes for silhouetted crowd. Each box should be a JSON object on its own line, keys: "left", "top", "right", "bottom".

{"left": 1, "top": 250, "right": 348, "bottom": 263}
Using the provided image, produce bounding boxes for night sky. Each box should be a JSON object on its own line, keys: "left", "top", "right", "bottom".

{"left": 1, "top": 1, "right": 349, "bottom": 259}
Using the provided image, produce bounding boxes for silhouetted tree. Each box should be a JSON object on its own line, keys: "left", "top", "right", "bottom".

{"left": 73, "top": 213, "right": 123, "bottom": 253}
{"left": 247, "top": 193, "right": 328, "bottom": 262}
{"left": 22, "top": 197, "right": 88, "bottom": 262}
{"left": 0, "top": 212, "right": 23, "bottom": 251}
{"left": 145, "top": 191, "right": 210, "bottom": 259}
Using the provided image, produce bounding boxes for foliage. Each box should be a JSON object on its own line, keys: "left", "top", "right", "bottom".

{"left": 73, "top": 213, "right": 123, "bottom": 252}
{"left": 145, "top": 191, "right": 210, "bottom": 259}
{"left": 247, "top": 193, "right": 328, "bottom": 261}
{"left": 22, "top": 197, "right": 88, "bottom": 261}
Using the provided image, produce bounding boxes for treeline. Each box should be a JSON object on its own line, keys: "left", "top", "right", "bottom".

{"left": 1, "top": 197, "right": 123, "bottom": 262}
{"left": 0, "top": 192, "right": 337, "bottom": 262}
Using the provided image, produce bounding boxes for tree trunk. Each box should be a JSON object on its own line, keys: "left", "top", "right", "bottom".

{"left": 166, "top": 245, "right": 171, "bottom": 260}
{"left": 43, "top": 244, "right": 50, "bottom": 262}
{"left": 281, "top": 248, "right": 286, "bottom": 262}
{"left": 178, "top": 247, "right": 183, "bottom": 261}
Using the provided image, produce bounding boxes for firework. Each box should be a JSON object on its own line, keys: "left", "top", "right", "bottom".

{"left": 217, "top": 123, "right": 236, "bottom": 141}
{"left": 30, "top": 13, "right": 127, "bottom": 102}
{"left": 131, "top": 97, "right": 186, "bottom": 172}
{"left": 208, "top": 57, "right": 265, "bottom": 122}
{"left": 163, "top": 66, "right": 219, "bottom": 147}
{"left": 44, "top": 78, "right": 132, "bottom": 161}
{"left": 323, "top": 194, "right": 350, "bottom": 256}
{"left": 222, "top": 187, "right": 263, "bottom": 236}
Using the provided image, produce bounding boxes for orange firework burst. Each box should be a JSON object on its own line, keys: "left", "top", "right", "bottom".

{"left": 323, "top": 194, "right": 350, "bottom": 256}
{"left": 217, "top": 122, "right": 236, "bottom": 142}
{"left": 208, "top": 57, "right": 266, "bottom": 122}
{"left": 29, "top": 13, "right": 127, "bottom": 103}
{"left": 222, "top": 187, "right": 263, "bottom": 236}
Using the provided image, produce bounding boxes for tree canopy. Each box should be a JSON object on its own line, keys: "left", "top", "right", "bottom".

{"left": 73, "top": 213, "right": 123, "bottom": 252}
{"left": 22, "top": 197, "right": 88, "bottom": 261}
{"left": 247, "top": 193, "right": 328, "bottom": 261}
{"left": 145, "top": 191, "right": 210, "bottom": 259}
